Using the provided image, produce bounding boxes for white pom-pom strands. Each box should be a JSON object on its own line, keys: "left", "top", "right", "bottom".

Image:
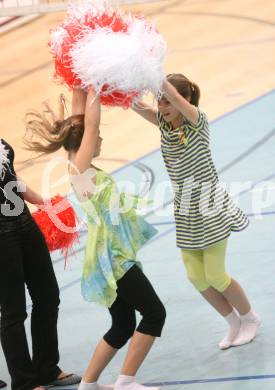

{"left": 49, "top": 27, "right": 69, "bottom": 59}
{"left": 70, "top": 18, "right": 166, "bottom": 98}
{"left": 49, "top": 0, "right": 167, "bottom": 108}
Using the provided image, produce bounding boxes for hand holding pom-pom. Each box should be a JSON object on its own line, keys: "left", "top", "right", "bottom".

{"left": 32, "top": 195, "right": 79, "bottom": 267}
{"left": 49, "top": 0, "right": 167, "bottom": 108}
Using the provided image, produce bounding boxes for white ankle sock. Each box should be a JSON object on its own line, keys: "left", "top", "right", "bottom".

{"left": 78, "top": 379, "right": 113, "bottom": 390}
{"left": 241, "top": 310, "right": 259, "bottom": 322}
{"left": 232, "top": 311, "right": 261, "bottom": 346}
{"left": 114, "top": 375, "right": 159, "bottom": 390}
{"left": 78, "top": 380, "right": 97, "bottom": 390}
{"left": 219, "top": 309, "right": 241, "bottom": 350}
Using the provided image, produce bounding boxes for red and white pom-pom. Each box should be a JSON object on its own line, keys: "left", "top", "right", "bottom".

{"left": 32, "top": 195, "right": 79, "bottom": 267}
{"left": 49, "top": 0, "right": 166, "bottom": 108}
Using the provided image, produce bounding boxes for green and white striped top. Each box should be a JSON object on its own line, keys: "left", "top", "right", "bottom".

{"left": 158, "top": 109, "right": 249, "bottom": 250}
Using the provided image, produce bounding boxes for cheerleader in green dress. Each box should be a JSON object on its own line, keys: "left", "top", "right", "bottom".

{"left": 25, "top": 88, "right": 166, "bottom": 390}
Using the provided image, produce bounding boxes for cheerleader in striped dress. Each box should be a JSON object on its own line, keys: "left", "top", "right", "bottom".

{"left": 132, "top": 73, "right": 261, "bottom": 350}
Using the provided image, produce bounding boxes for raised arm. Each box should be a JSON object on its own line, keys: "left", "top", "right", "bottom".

{"left": 132, "top": 101, "right": 158, "bottom": 126}
{"left": 72, "top": 88, "right": 87, "bottom": 115}
{"left": 162, "top": 80, "right": 199, "bottom": 125}
{"left": 73, "top": 88, "right": 100, "bottom": 173}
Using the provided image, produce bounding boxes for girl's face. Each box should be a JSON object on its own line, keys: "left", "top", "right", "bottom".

{"left": 157, "top": 97, "right": 182, "bottom": 127}
{"left": 94, "top": 133, "right": 103, "bottom": 157}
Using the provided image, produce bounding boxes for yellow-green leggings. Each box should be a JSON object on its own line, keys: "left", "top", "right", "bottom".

{"left": 181, "top": 239, "right": 231, "bottom": 293}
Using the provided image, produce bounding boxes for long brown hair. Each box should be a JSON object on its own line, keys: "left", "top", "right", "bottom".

{"left": 24, "top": 101, "right": 84, "bottom": 154}
{"left": 167, "top": 73, "right": 200, "bottom": 106}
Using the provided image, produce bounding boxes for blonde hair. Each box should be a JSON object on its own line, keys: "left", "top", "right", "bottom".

{"left": 24, "top": 100, "right": 84, "bottom": 154}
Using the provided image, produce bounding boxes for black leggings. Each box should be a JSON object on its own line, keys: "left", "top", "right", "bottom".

{"left": 103, "top": 265, "right": 166, "bottom": 349}
{"left": 0, "top": 217, "right": 61, "bottom": 390}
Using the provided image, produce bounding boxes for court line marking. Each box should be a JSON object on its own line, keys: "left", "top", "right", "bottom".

{"left": 53, "top": 374, "right": 275, "bottom": 389}
{"left": 0, "top": 61, "right": 52, "bottom": 88}
{"left": 144, "top": 374, "right": 275, "bottom": 386}
{"left": 165, "top": 10, "right": 275, "bottom": 27}
{"left": 170, "top": 36, "right": 275, "bottom": 54}
{"left": 218, "top": 127, "right": 275, "bottom": 174}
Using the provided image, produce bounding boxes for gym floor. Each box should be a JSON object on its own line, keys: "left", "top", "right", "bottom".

{"left": 0, "top": 0, "right": 275, "bottom": 388}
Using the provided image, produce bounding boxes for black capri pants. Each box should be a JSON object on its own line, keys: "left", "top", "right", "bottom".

{"left": 103, "top": 265, "right": 166, "bottom": 349}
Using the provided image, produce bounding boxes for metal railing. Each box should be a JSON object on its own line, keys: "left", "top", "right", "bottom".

{"left": 0, "top": 0, "right": 165, "bottom": 17}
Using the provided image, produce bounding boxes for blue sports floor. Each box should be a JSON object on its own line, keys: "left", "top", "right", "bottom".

{"left": 1, "top": 89, "right": 275, "bottom": 389}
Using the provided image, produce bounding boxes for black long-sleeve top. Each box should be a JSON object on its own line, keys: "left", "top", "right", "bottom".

{"left": 0, "top": 139, "right": 31, "bottom": 231}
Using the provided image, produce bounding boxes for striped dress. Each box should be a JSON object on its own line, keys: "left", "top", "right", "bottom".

{"left": 158, "top": 109, "right": 249, "bottom": 250}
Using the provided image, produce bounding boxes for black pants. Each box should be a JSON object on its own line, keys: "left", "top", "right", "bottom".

{"left": 0, "top": 217, "right": 61, "bottom": 390}
{"left": 104, "top": 265, "right": 166, "bottom": 349}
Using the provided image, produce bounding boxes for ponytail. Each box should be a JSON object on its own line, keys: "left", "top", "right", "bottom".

{"left": 24, "top": 113, "right": 64, "bottom": 154}
{"left": 190, "top": 81, "right": 200, "bottom": 106}
{"left": 167, "top": 73, "right": 201, "bottom": 107}
{"left": 24, "top": 102, "right": 84, "bottom": 155}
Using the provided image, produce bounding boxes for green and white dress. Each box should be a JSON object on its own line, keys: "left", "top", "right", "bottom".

{"left": 157, "top": 109, "right": 249, "bottom": 250}
{"left": 71, "top": 169, "right": 157, "bottom": 307}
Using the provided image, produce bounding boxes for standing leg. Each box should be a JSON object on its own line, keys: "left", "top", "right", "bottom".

{"left": 204, "top": 239, "right": 260, "bottom": 348}
{"left": 181, "top": 248, "right": 233, "bottom": 315}
{"left": 114, "top": 265, "right": 166, "bottom": 390}
{"left": 200, "top": 287, "right": 233, "bottom": 316}
{"left": 202, "top": 240, "right": 240, "bottom": 349}
{"left": 78, "top": 265, "right": 165, "bottom": 390}
{"left": 182, "top": 245, "right": 240, "bottom": 350}
{"left": 222, "top": 281, "right": 260, "bottom": 346}
{"left": 79, "top": 285, "right": 137, "bottom": 389}
{"left": 21, "top": 221, "right": 61, "bottom": 385}
{"left": 0, "top": 232, "right": 39, "bottom": 390}
{"left": 223, "top": 279, "right": 251, "bottom": 314}
{"left": 82, "top": 339, "right": 118, "bottom": 383}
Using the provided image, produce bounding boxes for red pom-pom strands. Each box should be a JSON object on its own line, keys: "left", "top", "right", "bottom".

{"left": 32, "top": 195, "right": 79, "bottom": 268}
{"left": 49, "top": 0, "right": 166, "bottom": 108}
